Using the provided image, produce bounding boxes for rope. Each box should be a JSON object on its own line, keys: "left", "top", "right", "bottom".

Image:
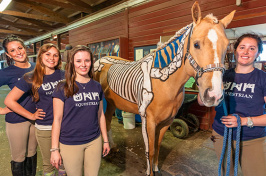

{"left": 218, "top": 99, "right": 241, "bottom": 176}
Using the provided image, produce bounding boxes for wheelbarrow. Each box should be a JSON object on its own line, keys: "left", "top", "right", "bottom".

{"left": 170, "top": 94, "right": 199, "bottom": 139}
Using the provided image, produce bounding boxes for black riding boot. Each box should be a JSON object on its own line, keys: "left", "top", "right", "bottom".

{"left": 25, "top": 153, "right": 37, "bottom": 176}
{"left": 11, "top": 160, "right": 25, "bottom": 176}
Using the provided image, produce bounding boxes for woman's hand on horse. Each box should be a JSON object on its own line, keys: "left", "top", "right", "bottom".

{"left": 31, "top": 109, "right": 45, "bottom": 120}
{"left": 102, "top": 143, "right": 110, "bottom": 157}
{"left": 50, "top": 151, "right": 62, "bottom": 169}
{"left": 221, "top": 115, "right": 239, "bottom": 128}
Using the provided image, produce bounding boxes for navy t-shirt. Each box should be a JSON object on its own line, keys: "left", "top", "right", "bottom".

{"left": 16, "top": 69, "right": 65, "bottom": 126}
{"left": 0, "top": 62, "right": 36, "bottom": 123}
{"left": 213, "top": 68, "right": 266, "bottom": 141}
{"left": 52, "top": 79, "right": 104, "bottom": 145}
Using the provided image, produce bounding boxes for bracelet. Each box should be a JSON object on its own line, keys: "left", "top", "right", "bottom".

{"left": 50, "top": 148, "right": 60, "bottom": 152}
{"left": 104, "top": 141, "right": 109, "bottom": 143}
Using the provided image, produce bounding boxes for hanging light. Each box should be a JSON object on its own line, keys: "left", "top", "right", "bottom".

{"left": 0, "top": 0, "right": 12, "bottom": 12}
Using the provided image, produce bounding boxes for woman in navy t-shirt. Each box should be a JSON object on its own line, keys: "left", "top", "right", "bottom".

{"left": 198, "top": 33, "right": 266, "bottom": 175}
{"left": 5, "top": 43, "right": 67, "bottom": 176}
{"left": 1, "top": 35, "right": 37, "bottom": 176}
{"left": 51, "top": 45, "right": 110, "bottom": 176}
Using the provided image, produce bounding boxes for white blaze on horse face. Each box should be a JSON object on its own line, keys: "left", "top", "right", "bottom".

{"left": 207, "top": 29, "right": 223, "bottom": 103}
{"left": 208, "top": 29, "right": 219, "bottom": 63}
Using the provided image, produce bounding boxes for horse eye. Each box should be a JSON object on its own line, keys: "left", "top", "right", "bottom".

{"left": 194, "top": 42, "right": 200, "bottom": 49}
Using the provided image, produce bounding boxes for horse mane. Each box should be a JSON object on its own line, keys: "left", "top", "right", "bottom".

{"left": 155, "top": 23, "right": 192, "bottom": 52}
{"left": 204, "top": 13, "right": 219, "bottom": 24}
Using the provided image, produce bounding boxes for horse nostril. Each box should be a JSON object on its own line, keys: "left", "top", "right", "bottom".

{"left": 204, "top": 88, "right": 215, "bottom": 104}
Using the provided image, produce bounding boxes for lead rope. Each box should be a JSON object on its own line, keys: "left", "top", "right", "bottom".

{"left": 218, "top": 99, "right": 241, "bottom": 176}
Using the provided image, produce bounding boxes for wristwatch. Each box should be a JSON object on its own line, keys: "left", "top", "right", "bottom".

{"left": 247, "top": 117, "right": 254, "bottom": 128}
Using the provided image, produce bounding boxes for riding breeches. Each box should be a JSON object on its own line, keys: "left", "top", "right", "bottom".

{"left": 6, "top": 121, "right": 37, "bottom": 162}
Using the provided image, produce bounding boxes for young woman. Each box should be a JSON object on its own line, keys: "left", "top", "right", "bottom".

{"left": 5, "top": 43, "right": 67, "bottom": 176}
{"left": 50, "top": 45, "right": 110, "bottom": 176}
{"left": 0, "top": 35, "right": 37, "bottom": 176}
{"left": 199, "top": 33, "right": 266, "bottom": 175}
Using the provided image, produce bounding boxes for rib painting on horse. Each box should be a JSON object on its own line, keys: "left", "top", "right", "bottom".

{"left": 94, "top": 2, "right": 235, "bottom": 175}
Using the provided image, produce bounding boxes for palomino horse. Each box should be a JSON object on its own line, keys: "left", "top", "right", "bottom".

{"left": 94, "top": 2, "right": 235, "bottom": 175}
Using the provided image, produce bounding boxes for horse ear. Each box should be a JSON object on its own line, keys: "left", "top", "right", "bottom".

{"left": 220, "top": 10, "right": 236, "bottom": 28}
{"left": 191, "top": 1, "right": 202, "bottom": 25}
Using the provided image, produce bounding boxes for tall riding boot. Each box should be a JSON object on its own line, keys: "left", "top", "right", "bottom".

{"left": 25, "top": 153, "right": 37, "bottom": 176}
{"left": 11, "top": 160, "right": 25, "bottom": 176}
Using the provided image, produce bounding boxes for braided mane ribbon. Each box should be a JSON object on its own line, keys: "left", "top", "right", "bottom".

{"left": 218, "top": 100, "right": 241, "bottom": 176}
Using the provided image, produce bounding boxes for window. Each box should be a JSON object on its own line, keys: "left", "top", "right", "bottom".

{"left": 258, "top": 44, "right": 266, "bottom": 61}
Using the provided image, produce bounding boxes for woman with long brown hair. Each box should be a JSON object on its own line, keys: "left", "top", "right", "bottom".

{"left": 5, "top": 43, "right": 66, "bottom": 176}
{"left": 50, "top": 45, "right": 110, "bottom": 176}
{"left": 0, "top": 35, "right": 37, "bottom": 176}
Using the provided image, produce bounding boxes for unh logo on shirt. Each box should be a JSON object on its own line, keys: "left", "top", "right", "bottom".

{"left": 41, "top": 81, "right": 61, "bottom": 91}
{"left": 224, "top": 81, "right": 255, "bottom": 99}
{"left": 73, "top": 92, "right": 100, "bottom": 102}
{"left": 42, "top": 83, "right": 52, "bottom": 90}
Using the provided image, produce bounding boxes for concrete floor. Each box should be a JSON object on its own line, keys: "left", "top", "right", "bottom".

{"left": 0, "top": 85, "right": 219, "bottom": 176}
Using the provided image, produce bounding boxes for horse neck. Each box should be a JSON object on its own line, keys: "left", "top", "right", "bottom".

{"left": 151, "top": 24, "right": 192, "bottom": 90}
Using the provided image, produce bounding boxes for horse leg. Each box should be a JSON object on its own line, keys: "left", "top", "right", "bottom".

{"left": 153, "top": 119, "right": 173, "bottom": 175}
{"left": 141, "top": 115, "right": 156, "bottom": 176}
{"left": 105, "top": 102, "right": 116, "bottom": 148}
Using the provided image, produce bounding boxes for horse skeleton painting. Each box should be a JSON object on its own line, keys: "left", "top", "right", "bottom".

{"left": 94, "top": 2, "right": 235, "bottom": 175}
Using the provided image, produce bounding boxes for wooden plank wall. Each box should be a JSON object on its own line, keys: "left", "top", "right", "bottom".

{"left": 69, "top": 10, "right": 128, "bottom": 47}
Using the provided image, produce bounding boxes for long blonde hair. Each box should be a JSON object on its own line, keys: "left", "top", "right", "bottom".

{"left": 25, "top": 43, "right": 61, "bottom": 102}
{"left": 64, "top": 45, "right": 94, "bottom": 97}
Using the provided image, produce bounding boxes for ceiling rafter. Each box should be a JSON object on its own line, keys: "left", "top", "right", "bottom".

{"left": 0, "top": 18, "right": 42, "bottom": 31}
{"left": 13, "top": 0, "right": 70, "bottom": 23}
{"left": 25, "top": 0, "right": 92, "bottom": 13}
{"left": 0, "top": 10, "right": 69, "bottom": 23}
{"left": 15, "top": 17, "right": 56, "bottom": 30}
{"left": 66, "top": 0, "right": 93, "bottom": 10}
{"left": 0, "top": 29, "right": 39, "bottom": 36}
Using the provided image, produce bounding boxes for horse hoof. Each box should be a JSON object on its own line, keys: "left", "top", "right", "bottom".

{"left": 153, "top": 170, "right": 162, "bottom": 176}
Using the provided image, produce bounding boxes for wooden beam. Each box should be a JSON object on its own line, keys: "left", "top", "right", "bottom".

{"left": 25, "top": 0, "right": 92, "bottom": 13}
{"left": 0, "top": 29, "right": 39, "bottom": 36}
{"left": 0, "top": 18, "right": 45, "bottom": 31}
{"left": 234, "top": 11, "right": 266, "bottom": 21}
{"left": 0, "top": 10, "right": 68, "bottom": 23}
{"left": 92, "top": 0, "right": 123, "bottom": 12}
{"left": 66, "top": 0, "right": 93, "bottom": 11}
{"left": 14, "top": 0, "right": 70, "bottom": 23}
{"left": 15, "top": 17, "right": 57, "bottom": 30}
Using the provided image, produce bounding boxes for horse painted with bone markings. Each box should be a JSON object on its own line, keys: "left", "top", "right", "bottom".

{"left": 94, "top": 2, "right": 235, "bottom": 175}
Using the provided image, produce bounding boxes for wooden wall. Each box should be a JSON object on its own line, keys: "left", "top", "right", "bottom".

{"left": 69, "top": 0, "right": 266, "bottom": 130}
{"left": 69, "top": 10, "right": 128, "bottom": 47}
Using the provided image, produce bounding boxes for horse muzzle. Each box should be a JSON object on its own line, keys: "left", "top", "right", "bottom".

{"left": 202, "top": 88, "right": 224, "bottom": 107}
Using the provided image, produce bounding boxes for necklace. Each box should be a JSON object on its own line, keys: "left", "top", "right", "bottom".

{"left": 77, "top": 81, "right": 89, "bottom": 89}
